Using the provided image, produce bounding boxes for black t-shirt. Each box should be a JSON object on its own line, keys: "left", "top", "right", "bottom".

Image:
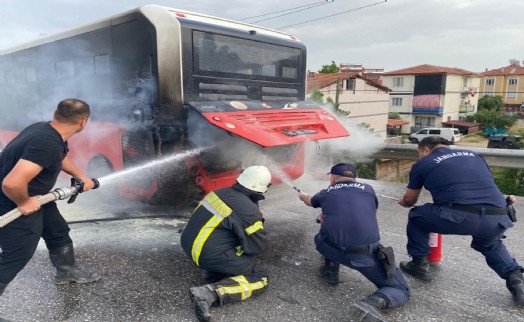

{"left": 0, "top": 122, "right": 68, "bottom": 211}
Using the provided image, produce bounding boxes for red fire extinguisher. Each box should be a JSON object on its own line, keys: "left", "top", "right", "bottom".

{"left": 428, "top": 232, "right": 442, "bottom": 263}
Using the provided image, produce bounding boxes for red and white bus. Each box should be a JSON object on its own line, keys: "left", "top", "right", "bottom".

{"left": 0, "top": 5, "right": 348, "bottom": 204}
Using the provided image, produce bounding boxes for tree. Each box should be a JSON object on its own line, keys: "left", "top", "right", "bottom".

{"left": 465, "top": 109, "right": 517, "bottom": 130}
{"left": 318, "top": 61, "right": 339, "bottom": 73}
{"left": 478, "top": 95, "right": 504, "bottom": 112}
{"left": 388, "top": 112, "right": 400, "bottom": 119}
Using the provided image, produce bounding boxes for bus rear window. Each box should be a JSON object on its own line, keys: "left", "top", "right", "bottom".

{"left": 193, "top": 31, "right": 300, "bottom": 80}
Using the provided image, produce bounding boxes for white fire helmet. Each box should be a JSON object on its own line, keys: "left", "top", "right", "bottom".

{"left": 237, "top": 165, "right": 272, "bottom": 193}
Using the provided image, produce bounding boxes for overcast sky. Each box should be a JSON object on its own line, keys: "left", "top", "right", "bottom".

{"left": 1, "top": 0, "right": 523, "bottom": 73}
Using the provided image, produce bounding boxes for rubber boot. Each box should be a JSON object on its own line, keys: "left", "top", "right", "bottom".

{"left": 400, "top": 255, "right": 432, "bottom": 281}
{"left": 506, "top": 269, "right": 524, "bottom": 306}
{"left": 0, "top": 283, "right": 7, "bottom": 296}
{"left": 348, "top": 292, "right": 390, "bottom": 322}
{"left": 319, "top": 258, "right": 339, "bottom": 285}
{"left": 49, "top": 244, "right": 101, "bottom": 285}
{"left": 189, "top": 285, "right": 219, "bottom": 322}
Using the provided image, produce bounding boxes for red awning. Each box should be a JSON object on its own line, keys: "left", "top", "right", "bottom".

{"left": 387, "top": 119, "right": 409, "bottom": 127}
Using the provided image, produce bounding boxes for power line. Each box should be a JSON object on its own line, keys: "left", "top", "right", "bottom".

{"left": 239, "top": 1, "right": 333, "bottom": 21}
{"left": 275, "top": 0, "right": 388, "bottom": 30}
{"left": 251, "top": 1, "right": 335, "bottom": 24}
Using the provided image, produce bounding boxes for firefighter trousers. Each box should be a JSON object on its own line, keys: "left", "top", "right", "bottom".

{"left": 197, "top": 249, "right": 268, "bottom": 305}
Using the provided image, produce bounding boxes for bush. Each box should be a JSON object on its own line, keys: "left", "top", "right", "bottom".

{"left": 492, "top": 168, "right": 524, "bottom": 196}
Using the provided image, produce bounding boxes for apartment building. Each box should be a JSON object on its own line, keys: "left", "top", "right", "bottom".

{"left": 382, "top": 64, "right": 480, "bottom": 133}
{"left": 479, "top": 60, "right": 524, "bottom": 113}
{"left": 307, "top": 72, "right": 390, "bottom": 139}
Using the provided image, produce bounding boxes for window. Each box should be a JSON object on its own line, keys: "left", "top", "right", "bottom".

{"left": 507, "top": 91, "right": 517, "bottom": 98}
{"left": 428, "top": 129, "right": 441, "bottom": 135}
{"left": 392, "top": 97, "right": 403, "bottom": 106}
{"left": 415, "top": 116, "right": 435, "bottom": 127}
{"left": 95, "top": 55, "right": 110, "bottom": 75}
{"left": 346, "top": 78, "right": 355, "bottom": 90}
{"left": 393, "top": 77, "right": 404, "bottom": 87}
{"left": 485, "top": 78, "right": 495, "bottom": 86}
{"left": 484, "top": 91, "right": 494, "bottom": 96}
{"left": 508, "top": 78, "right": 518, "bottom": 86}
{"left": 56, "top": 61, "right": 74, "bottom": 79}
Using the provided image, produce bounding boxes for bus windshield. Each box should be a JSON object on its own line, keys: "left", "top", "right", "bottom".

{"left": 193, "top": 31, "right": 300, "bottom": 80}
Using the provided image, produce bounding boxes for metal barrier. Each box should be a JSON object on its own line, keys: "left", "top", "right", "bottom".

{"left": 372, "top": 144, "right": 524, "bottom": 169}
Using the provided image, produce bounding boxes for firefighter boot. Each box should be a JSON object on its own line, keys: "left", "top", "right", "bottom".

{"left": 49, "top": 244, "right": 101, "bottom": 285}
{"left": 189, "top": 285, "right": 219, "bottom": 322}
{"left": 319, "top": 258, "right": 339, "bottom": 285}
{"left": 348, "top": 292, "right": 390, "bottom": 322}
{"left": 506, "top": 269, "right": 524, "bottom": 306}
{"left": 400, "top": 255, "right": 432, "bottom": 281}
{"left": 0, "top": 283, "right": 7, "bottom": 296}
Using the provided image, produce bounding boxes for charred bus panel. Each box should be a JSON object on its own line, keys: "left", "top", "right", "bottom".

{"left": 0, "top": 5, "right": 348, "bottom": 204}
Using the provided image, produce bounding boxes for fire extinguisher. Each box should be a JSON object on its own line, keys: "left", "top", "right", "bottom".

{"left": 428, "top": 232, "right": 442, "bottom": 263}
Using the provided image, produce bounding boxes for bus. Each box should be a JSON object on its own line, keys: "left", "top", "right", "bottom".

{"left": 0, "top": 5, "right": 348, "bottom": 204}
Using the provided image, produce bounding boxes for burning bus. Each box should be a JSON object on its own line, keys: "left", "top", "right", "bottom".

{"left": 0, "top": 5, "right": 348, "bottom": 204}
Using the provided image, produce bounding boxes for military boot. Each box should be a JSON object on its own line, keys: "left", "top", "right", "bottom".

{"left": 49, "top": 244, "right": 101, "bottom": 285}
{"left": 400, "top": 255, "right": 432, "bottom": 281}
{"left": 189, "top": 285, "right": 219, "bottom": 322}
{"left": 348, "top": 292, "right": 390, "bottom": 322}
{"left": 0, "top": 283, "right": 7, "bottom": 296}
{"left": 506, "top": 269, "right": 524, "bottom": 306}
{"left": 319, "top": 258, "right": 339, "bottom": 285}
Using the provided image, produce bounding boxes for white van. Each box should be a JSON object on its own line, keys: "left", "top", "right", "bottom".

{"left": 409, "top": 128, "right": 461, "bottom": 144}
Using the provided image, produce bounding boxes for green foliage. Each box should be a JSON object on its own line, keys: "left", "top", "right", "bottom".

{"left": 318, "top": 60, "right": 339, "bottom": 73}
{"left": 388, "top": 112, "right": 400, "bottom": 119}
{"left": 357, "top": 122, "right": 374, "bottom": 133}
{"left": 465, "top": 109, "right": 517, "bottom": 130}
{"left": 310, "top": 88, "right": 324, "bottom": 104}
{"left": 492, "top": 168, "right": 524, "bottom": 196}
{"left": 355, "top": 162, "right": 376, "bottom": 179}
{"left": 478, "top": 95, "right": 504, "bottom": 111}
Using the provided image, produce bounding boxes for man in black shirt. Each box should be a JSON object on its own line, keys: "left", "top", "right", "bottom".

{"left": 0, "top": 99, "right": 100, "bottom": 296}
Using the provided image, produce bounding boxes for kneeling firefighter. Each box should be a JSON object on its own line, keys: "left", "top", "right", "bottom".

{"left": 180, "top": 165, "right": 272, "bottom": 322}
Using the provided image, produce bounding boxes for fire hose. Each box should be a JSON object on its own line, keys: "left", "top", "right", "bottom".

{"left": 0, "top": 177, "right": 100, "bottom": 228}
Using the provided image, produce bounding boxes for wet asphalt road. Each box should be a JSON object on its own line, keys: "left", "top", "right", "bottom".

{"left": 0, "top": 175, "right": 523, "bottom": 322}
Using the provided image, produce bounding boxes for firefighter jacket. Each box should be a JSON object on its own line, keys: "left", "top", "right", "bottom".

{"left": 180, "top": 184, "right": 269, "bottom": 267}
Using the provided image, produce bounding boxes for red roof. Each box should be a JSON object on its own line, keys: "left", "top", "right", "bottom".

{"left": 307, "top": 72, "right": 390, "bottom": 93}
{"left": 482, "top": 64, "right": 524, "bottom": 76}
{"left": 383, "top": 64, "right": 479, "bottom": 76}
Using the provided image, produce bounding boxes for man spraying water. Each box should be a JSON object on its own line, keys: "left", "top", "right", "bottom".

{"left": 0, "top": 99, "right": 101, "bottom": 296}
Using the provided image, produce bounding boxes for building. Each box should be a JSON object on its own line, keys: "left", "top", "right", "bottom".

{"left": 479, "top": 59, "right": 524, "bottom": 113}
{"left": 307, "top": 72, "right": 391, "bottom": 139}
{"left": 382, "top": 64, "right": 481, "bottom": 134}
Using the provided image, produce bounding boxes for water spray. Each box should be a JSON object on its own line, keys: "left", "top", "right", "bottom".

{"left": 380, "top": 194, "right": 399, "bottom": 201}
{"left": 0, "top": 177, "right": 100, "bottom": 228}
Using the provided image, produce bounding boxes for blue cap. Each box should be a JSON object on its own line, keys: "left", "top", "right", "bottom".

{"left": 327, "top": 163, "right": 356, "bottom": 178}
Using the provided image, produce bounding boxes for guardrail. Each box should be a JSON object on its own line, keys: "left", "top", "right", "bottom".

{"left": 372, "top": 144, "right": 524, "bottom": 169}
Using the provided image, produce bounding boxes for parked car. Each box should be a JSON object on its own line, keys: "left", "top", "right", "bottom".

{"left": 487, "top": 134, "right": 523, "bottom": 149}
{"left": 409, "top": 127, "right": 461, "bottom": 144}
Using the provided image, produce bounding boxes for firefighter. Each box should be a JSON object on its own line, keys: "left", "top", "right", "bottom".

{"left": 180, "top": 165, "right": 271, "bottom": 322}
{"left": 0, "top": 99, "right": 100, "bottom": 296}
{"left": 298, "top": 163, "right": 410, "bottom": 322}
{"left": 398, "top": 136, "right": 524, "bottom": 306}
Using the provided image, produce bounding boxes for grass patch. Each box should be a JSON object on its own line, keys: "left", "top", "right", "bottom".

{"left": 461, "top": 132, "right": 488, "bottom": 143}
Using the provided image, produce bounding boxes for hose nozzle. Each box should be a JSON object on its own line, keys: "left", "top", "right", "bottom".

{"left": 293, "top": 186, "right": 301, "bottom": 193}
